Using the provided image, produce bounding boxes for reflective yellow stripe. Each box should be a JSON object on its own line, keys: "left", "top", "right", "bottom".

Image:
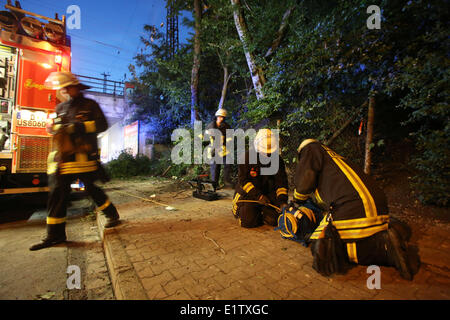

{"left": 310, "top": 216, "right": 389, "bottom": 240}
{"left": 59, "top": 161, "right": 98, "bottom": 168}
{"left": 53, "top": 124, "right": 62, "bottom": 131}
{"left": 84, "top": 121, "right": 96, "bottom": 133}
{"left": 322, "top": 146, "right": 377, "bottom": 218}
{"left": 313, "top": 215, "right": 389, "bottom": 233}
{"left": 59, "top": 166, "right": 98, "bottom": 175}
{"left": 47, "top": 217, "right": 66, "bottom": 224}
{"left": 347, "top": 242, "right": 358, "bottom": 263}
{"left": 293, "top": 210, "right": 303, "bottom": 219}
{"left": 59, "top": 161, "right": 98, "bottom": 174}
{"left": 97, "top": 200, "right": 111, "bottom": 211}
{"left": 314, "top": 189, "right": 325, "bottom": 206}
{"left": 243, "top": 182, "right": 254, "bottom": 193}
{"left": 276, "top": 188, "right": 288, "bottom": 197}
{"left": 279, "top": 213, "right": 298, "bottom": 238}
{"left": 297, "top": 139, "right": 319, "bottom": 153}
{"left": 299, "top": 206, "right": 316, "bottom": 224}
{"left": 294, "top": 189, "right": 309, "bottom": 201}
{"left": 232, "top": 193, "right": 241, "bottom": 214}
{"left": 336, "top": 158, "right": 377, "bottom": 218}
{"left": 47, "top": 151, "right": 58, "bottom": 175}
{"left": 311, "top": 223, "right": 388, "bottom": 240}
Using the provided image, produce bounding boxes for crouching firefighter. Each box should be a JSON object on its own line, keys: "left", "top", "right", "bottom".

{"left": 30, "top": 72, "right": 120, "bottom": 251}
{"left": 232, "top": 129, "right": 289, "bottom": 228}
{"left": 290, "top": 139, "right": 417, "bottom": 280}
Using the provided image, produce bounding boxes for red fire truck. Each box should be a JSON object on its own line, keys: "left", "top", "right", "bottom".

{"left": 0, "top": 1, "right": 71, "bottom": 195}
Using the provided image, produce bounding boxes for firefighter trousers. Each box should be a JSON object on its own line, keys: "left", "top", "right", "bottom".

{"left": 46, "top": 171, "right": 118, "bottom": 235}
{"left": 234, "top": 192, "right": 280, "bottom": 228}
{"left": 210, "top": 158, "right": 232, "bottom": 187}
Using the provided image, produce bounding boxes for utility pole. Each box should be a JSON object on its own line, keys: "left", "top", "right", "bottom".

{"left": 101, "top": 72, "right": 110, "bottom": 93}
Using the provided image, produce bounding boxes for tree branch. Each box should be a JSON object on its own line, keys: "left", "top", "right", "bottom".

{"left": 325, "top": 101, "right": 368, "bottom": 146}
{"left": 264, "top": 5, "right": 295, "bottom": 58}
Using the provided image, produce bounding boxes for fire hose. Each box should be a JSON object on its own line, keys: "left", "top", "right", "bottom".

{"left": 236, "top": 200, "right": 281, "bottom": 213}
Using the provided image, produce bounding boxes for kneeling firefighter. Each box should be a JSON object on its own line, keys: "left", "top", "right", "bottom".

{"left": 280, "top": 139, "right": 417, "bottom": 280}
{"left": 232, "top": 129, "right": 289, "bottom": 228}
{"left": 30, "top": 72, "right": 120, "bottom": 251}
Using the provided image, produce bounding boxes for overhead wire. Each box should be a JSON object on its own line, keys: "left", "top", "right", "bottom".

{"left": 17, "top": 0, "right": 158, "bottom": 80}
{"left": 106, "top": 0, "right": 140, "bottom": 72}
{"left": 71, "top": 41, "right": 134, "bottom": 62}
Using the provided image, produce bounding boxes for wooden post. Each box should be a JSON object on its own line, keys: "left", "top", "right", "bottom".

{"left": 364, "top": 96, "right": 375, "bottom": 175}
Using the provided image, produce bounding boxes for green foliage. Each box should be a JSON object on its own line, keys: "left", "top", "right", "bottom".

{"left": 105, "top": 152, "right": 153, "bottom": 179}
{"left": 383, "top": 0, "right": 450, "bottom": 206}
{"left": 104, "top": 150, "right": 206, "bottom": 181}
{"left": 128, "top": 0, "right": 449, "bottom": 206}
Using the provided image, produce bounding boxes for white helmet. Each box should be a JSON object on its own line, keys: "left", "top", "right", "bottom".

{"left": 44, "top": 71, "right": 90, "bottom": 90}
{"left": 215, "top": 108, "right": 227, "bottom": 117}
{"left": 254, "top": 128, "right": 278, "bottom": 154}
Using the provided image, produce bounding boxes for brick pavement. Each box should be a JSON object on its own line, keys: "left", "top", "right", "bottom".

{"left": 96, "top": 180, "right": 450, "bottom": 300}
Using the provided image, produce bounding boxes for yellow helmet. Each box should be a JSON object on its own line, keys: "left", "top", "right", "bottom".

{"left": 254, "top": 128, "right": 278, "bottom": 154}
{"left": 44, "top": 71, "right": 90, "bottom": 90}
{"left": 215, "top": 108, "right": 227, "bottom": 117}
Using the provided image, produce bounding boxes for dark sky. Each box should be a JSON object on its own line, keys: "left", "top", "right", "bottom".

{"left": 11, "top": 0, "right": 192, "bottom": 82}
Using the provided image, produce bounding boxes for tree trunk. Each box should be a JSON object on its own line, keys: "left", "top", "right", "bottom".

{"left": 218, "top": 65, "right": 232, "bottom": 109}
{"left": 364, "top": 97, "right": 375, "bottom": 175}
{"left": 190, "top": 0, "right": 202, "bottom": 125}
{"left": 265, "top": 6, "right": 295, "bottom": 58}
{"left": 231, "top": 0, "right": 265, "bottom": 100}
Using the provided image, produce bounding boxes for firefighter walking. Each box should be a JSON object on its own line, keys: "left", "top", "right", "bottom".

{"left": 291, "top": 139, "right": 416, "bottom": 280}
{"left": 30, "top": 72, "right": 120, "bottom": 251}
{"left": 232, "top": 129, "right": 289, "bottom": 228}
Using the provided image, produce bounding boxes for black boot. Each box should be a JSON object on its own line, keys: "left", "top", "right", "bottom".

{"left": 30, "top": 223, "right": 67, "bottom": 251}
{"left": 103, "top": 204, "right": 120, "bottom": 228}
{"left": 385, "top": 228, "right": 414, "bottom": 280}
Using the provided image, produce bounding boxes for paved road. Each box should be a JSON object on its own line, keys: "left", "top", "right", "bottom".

{"left": 0, "top": 195, "right": 114, "bottom": 300}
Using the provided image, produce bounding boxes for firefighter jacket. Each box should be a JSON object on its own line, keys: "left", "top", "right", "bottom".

{"left": 205, "top": 119, "right": 231, "bottom": 158}
{"left": 47, "top": 93, "right": 108, "bottom": 175}
{"left": 293, "top": 139, "right": 389, "bottom": 242}
{"left": 232, "top": 151, "right": 289, "bottom": 212}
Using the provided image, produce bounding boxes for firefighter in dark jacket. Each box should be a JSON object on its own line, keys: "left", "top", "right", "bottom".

{"left": 30, "top": 72, "right": 120, "bottom": 251}
{"left": 232, "top": 129, "right": 289, "bottom": 228}
{"left": 206, "top": 108, "right": 233, "bottom": 189}
{"left": 292, "top": 139, "right": 415, "bottom": 280}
